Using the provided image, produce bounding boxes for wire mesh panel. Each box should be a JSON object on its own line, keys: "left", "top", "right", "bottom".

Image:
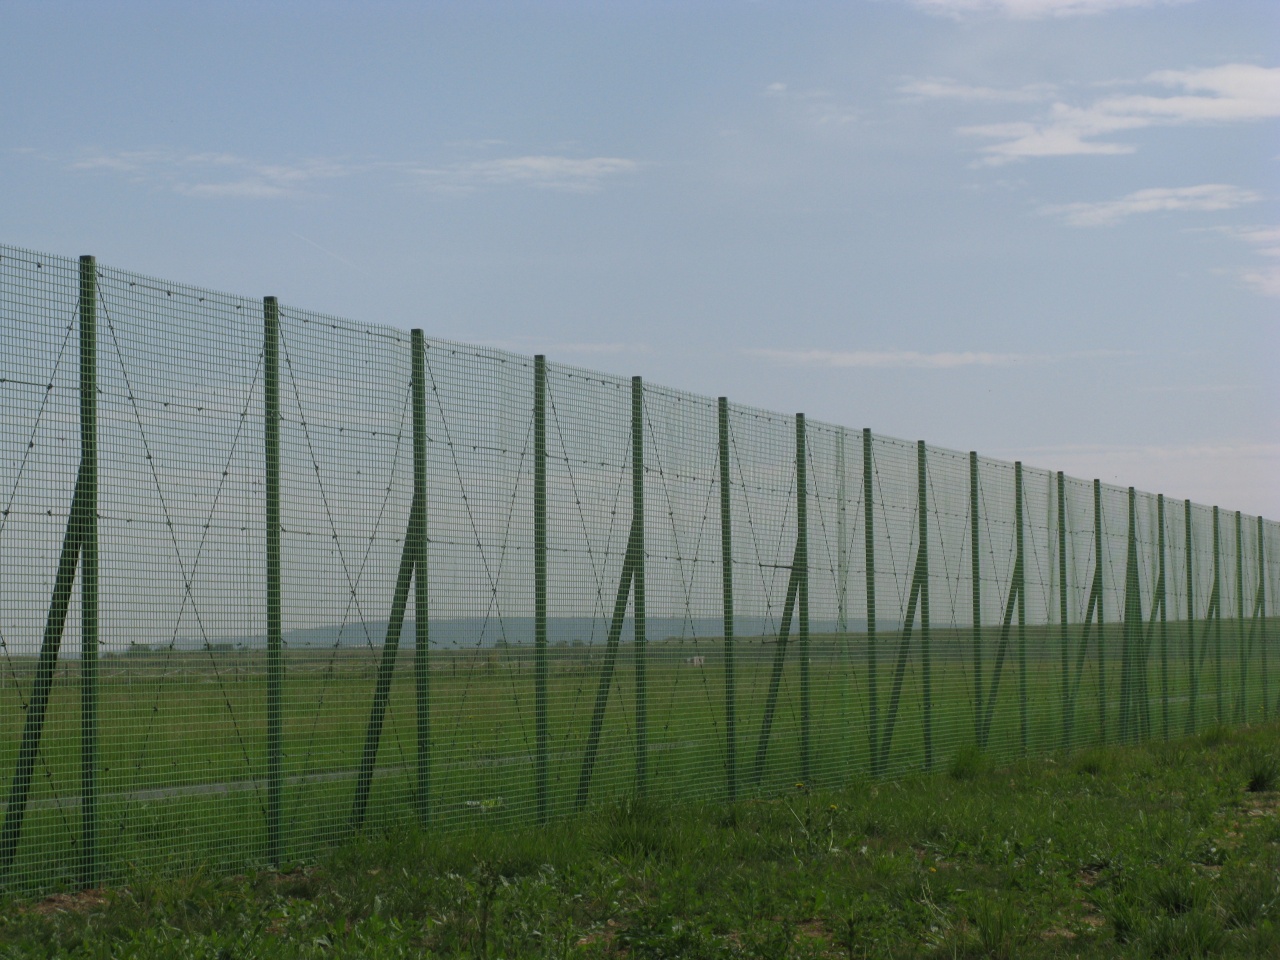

{"left": 2, "top": 242, "right": 1278, "bottom": 895}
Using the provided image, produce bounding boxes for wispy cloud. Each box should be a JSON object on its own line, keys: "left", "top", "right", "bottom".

{"left": 68, "top": 148, "right": 642, "bottom": 198}
{"left": 1043, "top": 184, "right": 1261, "bottom": 226}
{"left": 743, "top": 348, "right": 1130, "bottom": 369}
{"left": 764, "top": 83, "right": 860, "bottom": 130}
{"left": 960, "top": 63, "right": 1280, "bottom": 163}
{"left": 899, "top": 78, "right": 1056, "bottom": 103}
{"left": 479, "top": 339, "right": 650, "bottom": 357}
{"left": 1001, "top": 440, "right": 1279, "bottom": 516}
{"left": 407, "top": 155, "right": 641, "bottom": 195}
{"left": 1222, "top": 225, "right": 1280, "bottom": 298}
{"left": 907, "top": 0, "right": 1192, "bottom": 18}
{"left": 70, "top": 149, "right": 351, "bottom": 198}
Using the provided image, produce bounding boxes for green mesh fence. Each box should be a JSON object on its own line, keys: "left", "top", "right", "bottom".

{"left": 2, "top": 244, "right": 1277, "bottom": 893}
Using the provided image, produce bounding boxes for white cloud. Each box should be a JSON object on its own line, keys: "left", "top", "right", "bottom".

{"left": 747, "top": 348, "right": 1030, "bottom": 368}
{"left": 1043, "top": 184, "right": 1261, "bottom": 226}
{"left": 764, "top": 83, "right": 860, "bottom": 130}
{"left": 70, "top": 149, "right": 352, "bottom": 198}
{"left": 899, "top": 78, "right": 1056, "bottom": 102}
{"left": 1240, "top": 264, "right": 1280, "bottom": 298}
{"left": 907, "top": 0, "right": 1191, "bottom": 18}
{"left": 1209, "top": 224, "right": 1280, "bottom": 299}
{"left": 407, "top": 155, "right": 641, "bottom": 194}
{"left": 479, "top": 339, "right": 649, "bottom": 357}
{"left": 747, "top": 348, "right": 1134, "bottom": 369}
{"left": 69, "top": 149, "right": 641, "bottom": 198}
{"left": 961, "top": 64, "right": 1280, "bottom": 163}
{"left": 1003, "top": 441, "right": 1280, "bottom": 517}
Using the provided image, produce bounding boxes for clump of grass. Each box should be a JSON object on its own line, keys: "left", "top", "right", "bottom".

{"left": 1144, "top": 910, "right": 1225, "bottom": 959}
{"left": 591, "top": 794, "right": 675, "bottom": 861}
{"left": 1243, "top": 747, "right": 1280, "bottom": 793}
{"left": 1222, "top": 867, "right": 1278, "bottom": 928}
{"left": 969, "top": 898, "right": 1017, "bottom": 960}
{"left": 1198, "top": 723, "right": 1233, "bottom": 748}
{"left": 1070, "top": 747, "right": 1111, "bottom": 777}
{"left": 947, "top": 744, "right": 988, "bottom": 782}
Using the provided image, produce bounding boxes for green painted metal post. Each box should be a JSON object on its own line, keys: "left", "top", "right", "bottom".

{"left": 1158, "top": 495, "right": 1168, "bottom": 740}
{"left": 718, "top": 398, "right": 736, "bottom": 801}
{"left": 1095, "top": 479, "right": 1106, "bottom": 744}
{"left": 411, "top": 331, "right": 430, "bottom": 825}
{"left": 972, "top": 454, "right": 984, "bottom": 746}
{"left": 352, "top": 516, "right": 419, "bottom": 829}
{"left": 1236, "top": 510, "right": 1246, "bottom": 721}
{"left": 534, "top": 356, "right": 549, "bottom": 822}
{"left": 574, "top": 377, "right": 650, "bottom": 809}
{"left": 632, "top": 376, "right": 648, "bottom": 796}
{"left": 1185, "top": 500, "right": 1197, "bottom": 735}
{"left": 877, "top": 449, "right": 931, "bottom": 771}
{"left": 798, "top": 415, "right": 811, "bottom": 784}
{"left": 0, "top": 473, "right": 84, "bottom": 874}
{"left": 837, "top": 432, "right": 848, "bottom": 635}
{"left": 864, "top": 429, "right": 878, "bottom": 776}
{"left": 574, "top": 540, "right": 637, "bottom": 809}
{"left": 77, "top": 255, "right": 99, "bottom": 888}
{"left": 264, "top": 295, "right": 283, "bottom": 866}
{"left": 1213, "top": 506, "right": 1223, "bottom": 724}
{"left": 1058, "top": 472, "right": 1070, "bottom": 748}
{"left": 1015, "top": 462, "right": 1026, "bottom": 756}
{"left": 353, "top": 338, "right": 427, "bottom": 830}
{"left": 1121, "top": 487, "right": 1142, "bottom": 743}
{"left": 750, "top": 418, "right": 808, "bottom": 787}
{"left": 920, "top": 441, "right": 933, "bottom": 770}
{"left": 1, "top": 258, "right": 102, "bottom": 880}
{"left": 1260, "top": 516, "right": 1269, "bottom": 720}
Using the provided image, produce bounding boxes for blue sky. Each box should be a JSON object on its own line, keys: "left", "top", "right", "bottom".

{"left": 4, "top": 0, "right": 1277, "bottom": 516}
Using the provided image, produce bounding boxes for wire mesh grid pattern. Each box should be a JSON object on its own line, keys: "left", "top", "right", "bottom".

{"left": 1, "top": 245, "right": 1276, "bottom": 893}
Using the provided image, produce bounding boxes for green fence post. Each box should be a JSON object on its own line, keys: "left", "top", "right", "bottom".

{"left": 864, "top": 429, "right": 878, "bottom": 776}
{"left": 263, "top": 295, "right": 283, "bottom": 866}
{"left": 1121, "top": 487, "right": 1142, "bottom": 743}
{"left": 1236, "top": 510, "right": 1246, "bottom": 721}
{"left": 837, "top": 432, "right": 848, "bottom": 635}
{"left": 1260, "top": 516, "right": 1269, "bottom": 721}
{"left": 1095, "top": 479, "right": 1106, "bottom": 744}
{"left": 877, "top": 449, "right": 930, "bottom": 770}
{"left": 534, "top": 356, "right": 548, "bottom": 822}
{"left": 352, "top": 335, "right": 425, "bottom": 831}
{"left": 751, "top": 418, "right": 807, "bottom": 787}
{"left": 1015, "top": 462, "right": 1026, "bottom": 756}
{"left": 573, "top": 376, "right": 649, "bottom": 809}
{"left": 0, "top": 261, "right": 99, "bottom": 877}
{"left": 411, "top": 331, "right": 430, "bottom": 825}
{"left": 798, "top": 415, "right": 811, "bottom": 784}
{"left": 77, "top": 255, "right": 100, "bottom": 888}
{"left": 632, "top": 376, "right": 647, "bottom": 797}
{"left": 1158, "top": 495, "right": 1168, "bottom": 740}
{"left": 972, "top": 454, "right": 984, "bottom": 746}
{"left": 1185, "top": 500, "right": 1197, "bottom": 735}
{"left": 1213, "top": 506, "right": 1223, "bottom": 724}
{"left": 0, "top": 476, "right": 84, "bottom": 876}
{"left": 920, "top": 441, "right": 933, "bottom": 770}
{"left": 1058, "top": 471, "right": 1070, "bottom": 749}
{"left": 718, "top": 398, "right": 736, "bottom": 801}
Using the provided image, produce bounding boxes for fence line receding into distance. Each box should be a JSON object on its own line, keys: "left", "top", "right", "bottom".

{"left": 0, "top": 245, "right": 1275, "bottom": 893}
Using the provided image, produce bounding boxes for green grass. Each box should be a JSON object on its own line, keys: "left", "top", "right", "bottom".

{"left": 1, "top": 619, "right": 1276, "bottom": 894}
{"left": 1, "top": 721, "right": 1278, "bottom": 958}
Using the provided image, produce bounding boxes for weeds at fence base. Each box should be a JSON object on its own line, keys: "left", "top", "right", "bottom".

{"left": 2, "top": 722, "right": 1279, "bottom": 957}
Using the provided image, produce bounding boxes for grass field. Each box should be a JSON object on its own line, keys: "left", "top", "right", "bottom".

{"left": 1, "top": 618, "right": 1276, "bottom": 895}
{"left": 1, "top": 719, "right": 1278, "bottom": 958}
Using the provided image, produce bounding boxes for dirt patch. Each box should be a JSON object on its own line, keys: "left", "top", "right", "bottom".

{"left": 26, "top": 888, "right": 109, "bottom": 917}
